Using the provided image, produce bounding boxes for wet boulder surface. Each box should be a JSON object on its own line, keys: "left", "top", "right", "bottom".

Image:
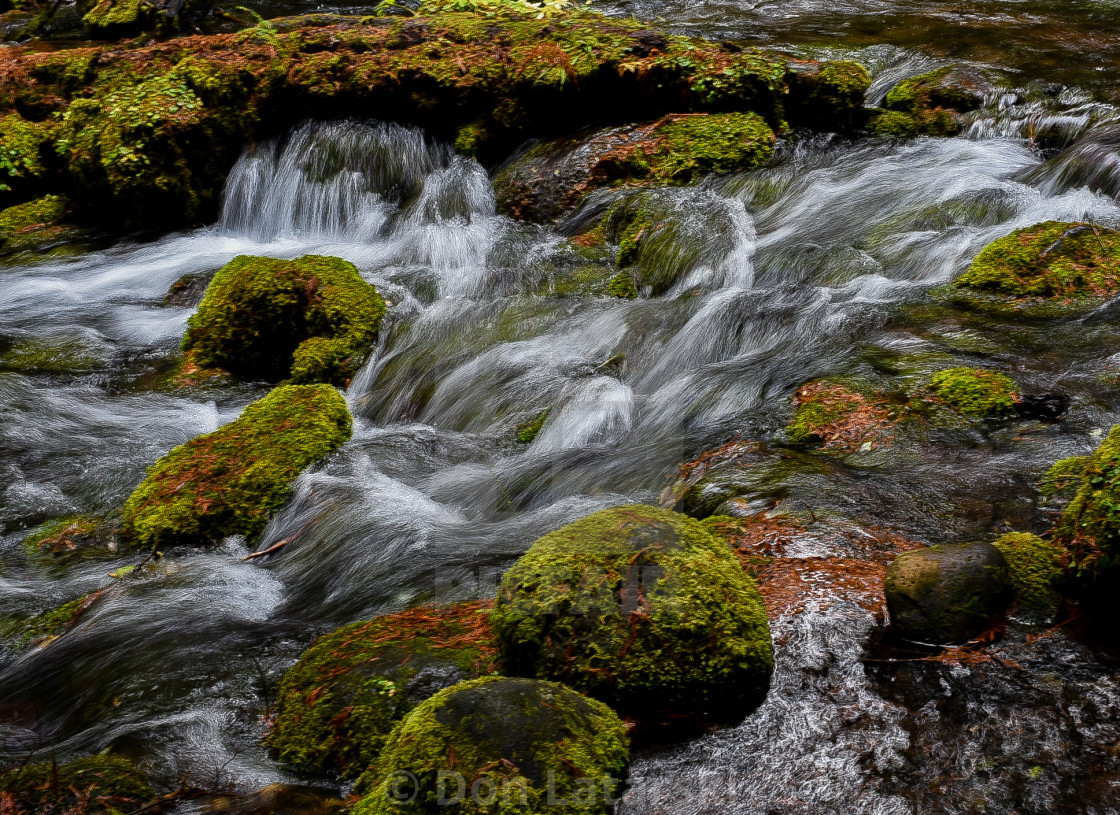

{"left": 884, "top": 542, "right": 1012, "bottom": 644}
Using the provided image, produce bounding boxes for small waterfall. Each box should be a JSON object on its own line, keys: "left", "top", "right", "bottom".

{"left": 217, "top": 121, "right": 499, "bottom": 295}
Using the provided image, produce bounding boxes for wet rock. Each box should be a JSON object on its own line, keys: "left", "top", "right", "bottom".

{"left": 351, "top": 676, "right": 628, "bottom": 815}
{"left": 1014, "top": 392, "right": 1068, "bottom": 421}
{"left": 491, "top": 504, "right": 773, "bottom": 716}
{"left": 494, "top": 112, "right": 775, "bottom": 223}
{"left": 787, "top": 60, "right": 872, "bottom": 133}
{"left": 946, "top": 220, "right": 1120, "bottom": 315}
{"left": 201, "top": 784, "right": 343, "bottom": 815}
{"left": 868, "top": 66, "right": 985, "bottom": 138}
{"left": 164, "top": 271, "right": 211, "bottom": 307}
{"left": 2, "top": 588, "right": 104, "bottom": 649}
{"left": 0, "top": 753, "right": 154, "bottom": 813}
{"left": 184, "top": 255, "right": 386, "bottom": 385}
{"left": 0, "top": 194, "right": 89, "bottom": 255}
{"left": 884, "top": 541, "right": 1011, "bottom": 643}
{"left": 267, "top": 602, "right": 497, "bottom": 779}
{"left": 120, "top": 384, "right": 351, "bottom": 548}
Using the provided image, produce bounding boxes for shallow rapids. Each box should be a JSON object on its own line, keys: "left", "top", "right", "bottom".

{"left": 3, "top": 68, "right": 1120, "bottom": 812}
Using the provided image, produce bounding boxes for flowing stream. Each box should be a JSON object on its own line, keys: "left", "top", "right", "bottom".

{"left": 4, "top": 4, "right": 1120, "bottom": 812}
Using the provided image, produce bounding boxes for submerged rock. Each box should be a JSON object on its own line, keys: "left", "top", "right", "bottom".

{"left": 4, "top": 589, "right": 103, "bottom": 649}
{"left": 352, "top": 676, "right": 628, "bottom": 815}
{"left": 948, "top": 220, "right": 1120, "bottom": 314}
{"left": 120, "top": 384, "right": 351, "bottom": 548}
{"left": 21, "top": 514, "right": 116, "bottom": 562}
{"left": 184, "top": 255, "right": 385, "bottom": 385}
{"left": 494, "top": 112, "right": 775, "bottom": 222}
{"left": 267, "top": 602, "right": 498, "bottom": 779}
{"left": 491, "top": 504, "right": 773, "bottom": 715}
{"left": 884, "top": 541, "right": 1011, "bottom": 643}
{"left": 0, "top": 754, "right": 154, "bottom": 813}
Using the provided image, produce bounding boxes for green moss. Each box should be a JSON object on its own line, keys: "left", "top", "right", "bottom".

{"left": 184, "top": 255, "right": 385, "bottom": 385}
{"left": 1040, "top": 455, "right": 1091, "bottom": 501}
{"left": 867, "top": 109, "right": 919, "bottom": 138}
{"left": 453, "top": 121, "right": 486, "bottom": 157}
{"left": 1053, "top": 425, "right": 1120, "bottom": 575}
{"left": 607, "top": 270, "right": 637, "bottom": 299}
{"left": 120, "top": 384, "right": 351, "bottom": 548}
{"left": 992, "top": 532, "right": 1066, "bottom": 619}
{"left": 0, "top": 754, "right": 154, "bottom": 813}
{"left": 491, "top": 504, "right": 773, "bottom": 712}
{"left": 82, "top": 0, "right": 146, "bottom": 37}
{"left": 8, "top": 590, "right": 102, "bottom": 649}
{"left": 514, "top": 410, "right": 548, "bottom": 444}
{"left": 643, "top": 112, "right": 774, "bottom": 184}
{"left": 955, "top": 221, "right": 1120, "bottom": 304}
{"left": 0, "top": 333, "right": 108, "bottom": 373}
{"left": 927, "top": 367, "right": 1017, "bottom": 417}
{"left": 268, "top": 602, "right": 498, "bottom": 779}
{"left": 22, "top": 515, "right": 109, "bottom": 560}
{"left": 352, "top": 676, "right": 628, "bottom": 815}
{"left": 0, "top": 115, "right": 55, "bottom": 195}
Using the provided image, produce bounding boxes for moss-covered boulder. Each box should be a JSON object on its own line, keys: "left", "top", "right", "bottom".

{"left": 1040, "top": 455, "right": 1091, "bottom": 504}
{"left": 1053, "top": 425, "right": 1120, "bottom": 577}
{"left": 80, "top": 0, "right": 210, "bottom": 38}
{"left": 926, "top": 367, "right": 1017, "bottom": 417}
{"left": 267, "top": 602, "right": 498, "bottom": 780}
{"left": 352, "top": 676, "right": 628, "bottom": 815}
{"left": 491, "top": 505, "right": 773, "bottom": 714}
{"left": 950, "top": 221, "right": 1120, "bottom": 313}
{"left": 992, "top": 532, "right": 1066, "bottom": 620}
{"left": 0, "top": 754, "right": 155, "bottom": 813}
{"left": 787, "top": 60, "right": 872, "bottom": 133}
{"left": 788, "top": 380, "right": 899, "bottom": 451}
{"left": 183, "top": 255, "right": 385, "bottom": 385}
{"left": 884, "top": 541, "right": 1011, "bottom": 643}
{"left": 494, "top": 112, "right": 775, "bottom": 222}
{"left": 120, "top": 384, "right": 351, "bottom": 548}
{"left": 868, "top": 66, "right": 983, "bottom": 138}
{"left": 0, "top": 194, "right": 88, "bottom": 254}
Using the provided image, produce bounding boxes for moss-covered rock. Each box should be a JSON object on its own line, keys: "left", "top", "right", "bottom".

{"left": 950, "top": 221, "right": 1120, "bottom": 312}
{"left": 788, "top": 380, "right": 899, "bottom": 450}
{"left": 926, "top": 367, "right": 1017, "bottom": 417}
{"left": 992, "top": 532, "right": 1066, "bottom": 620}
{"left": 183, "top": 255, "right": 385, "bottom": 385}
{"left": 0, "top": 11, "right": 868, "bottom": 231}
{"left": 21, "top": 514, "right": 113, "bottom": 561}
{"left": 607, "top": 270, "right": 637, "bottom": 299}
{"left": 120, "top": 384, "right": 351, "bottom": 548}
{"left": 267, "top": 602, "right": 498, "bottom": 780}
{"left": 0, "top": 114, "right": 55, "bottom": 200}
{"left": 869, "top": 66, "right": 983, "bottom": 138}
{"left": 1053, "top": 425, "right": 1120, "bottom": 577}
{"left": 884, "top": 541, "right": 1011, "bottom": 643}
{"left": 352, "top": 676, "right": 628, "bottom": 815}
{"left": 491, "top": 504, "right": 773, "bottom": 713}
{"left": 0, "top": 194, "right": 88, "bottom": 254}
{"left": 6, "top": 589, "right": 103, "bottom": 649}
{"left": 0, "top": 754, "right": 155, "bottom": 813}
{"left": 494, "top": 112, "right": 774, "bottom": 222}
{"left": 514, "top": 410, "right": 549, "bottom": 444}
{"left": 787, "top": 60, "right": 872, "bottom": 133}
{"left": 1040, "top": 455, "right": 1091, "bottom": 504}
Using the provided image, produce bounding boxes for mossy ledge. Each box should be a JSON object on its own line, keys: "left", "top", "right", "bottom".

{"left": 946, "top": 221, "right": 1120, "bottom": 315}
{"left": 491, "top": 504, "right": 773, "bottom": 716}
{"left": 120, "top": 384, "right": 351, "bottom": 548}
{"left": 267, "top": 601, "right": 498, "bottom": 780}
{"left": 1053, "top": 425, "right": 1120, "bottom": 578}
{"left": 352, "top": 676, "right": 629, "bottom": 815}
{"left": 184, "top": 254, "right": 385, "bottom": 385}
{"left": 0, "top": 753, "right": 155, "bottom": 813}
{"left": 0, "top": 10, "right": 869, "bottom": 231}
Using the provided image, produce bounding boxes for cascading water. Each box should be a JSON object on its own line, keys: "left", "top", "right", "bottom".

{"left": 4, "top": 32, "right": 1120, "bottom": 813}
